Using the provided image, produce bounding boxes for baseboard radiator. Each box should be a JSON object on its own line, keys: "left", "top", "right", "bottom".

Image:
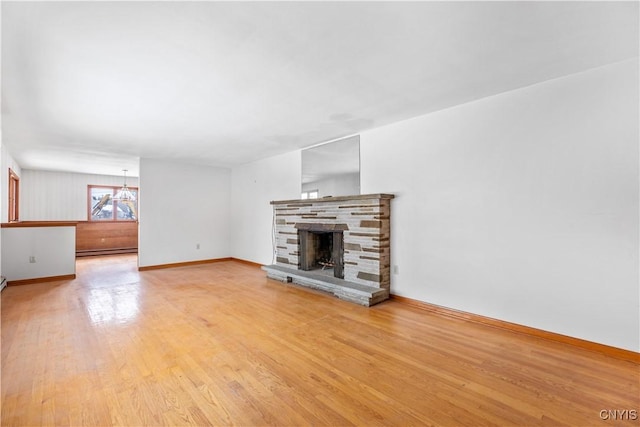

{"left": 76, "top": 247, "right": 138, "bottom": 257}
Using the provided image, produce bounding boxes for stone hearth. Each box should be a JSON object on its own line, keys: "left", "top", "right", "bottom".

{"left": 262, "top": 193, "right": 393, "bottom": 306}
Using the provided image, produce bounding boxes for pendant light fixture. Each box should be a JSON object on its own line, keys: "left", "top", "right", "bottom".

{"left": 113, "top": 169, "right": 136, "bottom": 202}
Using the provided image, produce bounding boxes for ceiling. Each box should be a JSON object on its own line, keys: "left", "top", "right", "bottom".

{"left": 2, "top": 1, "right": 638, "bottom": 177}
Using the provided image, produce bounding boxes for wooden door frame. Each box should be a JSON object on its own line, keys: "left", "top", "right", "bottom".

{"left": 8, "top": 168, "right": 19, "bottom": 222}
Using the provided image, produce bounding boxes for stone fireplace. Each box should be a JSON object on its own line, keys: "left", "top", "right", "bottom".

{"left": 262, "top": 193, "right": 393, "bottom": 306}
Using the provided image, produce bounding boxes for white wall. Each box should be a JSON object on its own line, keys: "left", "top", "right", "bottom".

{"left": 138, "top": 158, "right": 231, "bottom": 267}
{"left": 1, "top": 226, "right": 76, "bottom": 281}
{"left": 0, "top": 0, "right": 2, "bottom": 281}
{"left": 360, "top": 59, "right": 639, "bottom": 352}
{"left": 0, "top": 143, "right": 2, "bottom": 280}
{"left": 231, "top": 151, "right": 301, "bottom": 265}
{"left": 1, "top": 4, "right": 3, "bottom": 280}
{"left": 1, "top": 144, "right": 22, "bottom": 279}
{"left": 21, "top": 169, "right": 139, "bottom": 221}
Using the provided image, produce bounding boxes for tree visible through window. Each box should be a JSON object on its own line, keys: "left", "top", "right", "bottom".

{"left": 88, "top": 185, "right": 138, "bottom": 221}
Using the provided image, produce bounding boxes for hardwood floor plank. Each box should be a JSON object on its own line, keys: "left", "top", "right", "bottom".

{"left": 2, "top": 254, "right": 638, "bottom": 426}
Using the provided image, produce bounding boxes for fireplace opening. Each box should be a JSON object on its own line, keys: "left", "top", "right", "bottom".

{"left": 298, "top": 230, "right": 344, "bottom": 279}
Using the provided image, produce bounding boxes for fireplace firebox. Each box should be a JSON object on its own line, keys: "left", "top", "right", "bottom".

{"left": 298, "top": 230, "right": 344, "bottom": 279}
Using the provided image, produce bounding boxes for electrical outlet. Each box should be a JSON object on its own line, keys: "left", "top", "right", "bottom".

{"left": 29, "top": 256, "right": 36, "bottom": 263}
{"left": 196, "top": 243, "right": 200, "bottom": 250}
{"left": 393, "top": 265, "right": 399, "bottom": 274}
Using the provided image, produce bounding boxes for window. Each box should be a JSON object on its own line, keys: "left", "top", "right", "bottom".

{"left": 88, "top": 185, "right": 138, "bottom": 221}
{"left": 8, "top": 168, "right": 19, "bottom": 222}
{"left": 301, "top": 190, "right": 319, "bottom": 200}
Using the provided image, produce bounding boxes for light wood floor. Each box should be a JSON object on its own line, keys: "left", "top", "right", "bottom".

{"left": 1, "top": 255, "right": 638, "bottom": 426}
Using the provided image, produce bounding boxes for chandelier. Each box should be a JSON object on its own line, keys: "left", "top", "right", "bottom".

{"left": 113, "top": 169, "right": 136, "bottom": 202}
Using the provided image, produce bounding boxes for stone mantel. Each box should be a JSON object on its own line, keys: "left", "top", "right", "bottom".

{"left": 263, "top": 193, "right": 394, "bottom": 306}
{"left": 270, "top": 193, "right": 394, "bottom": 205}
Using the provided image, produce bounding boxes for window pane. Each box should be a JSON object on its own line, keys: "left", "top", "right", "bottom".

{"left": 91, "top": 188, "right": 114, "bottom": 220}
{"left": 116, "top": 198, "right": 137, "bottom": 220}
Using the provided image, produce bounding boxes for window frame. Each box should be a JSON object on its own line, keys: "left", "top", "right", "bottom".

{"left": 87, "top": 184, "right": 138, "bottom": 222}
{"left": 301, "top": 189, "right": 319, "bottom": 200}
{"left": 8, "top": 168, "right": 19, "bottom": 222}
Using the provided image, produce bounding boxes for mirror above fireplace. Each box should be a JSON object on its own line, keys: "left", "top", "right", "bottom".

{"left": 301, "top": 135, "right": 360, "bottom": 198}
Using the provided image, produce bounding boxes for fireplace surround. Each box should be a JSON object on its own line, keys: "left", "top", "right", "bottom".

{"left": 262, "top": 193, "right": 393, "bottom": 306}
